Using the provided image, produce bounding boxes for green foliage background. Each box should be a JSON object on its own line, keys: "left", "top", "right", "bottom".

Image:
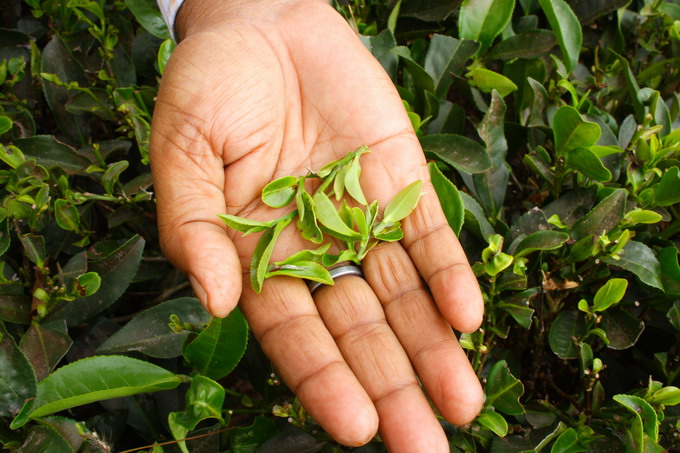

{"left": 0, "top": 0, "right": 679, "bottom": 451}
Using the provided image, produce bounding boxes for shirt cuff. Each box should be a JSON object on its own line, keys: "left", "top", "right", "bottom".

{"left": 157, "top": 0, "right": 185, "bottom": 41}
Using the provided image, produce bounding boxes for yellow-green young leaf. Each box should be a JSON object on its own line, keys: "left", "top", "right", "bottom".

{"left": 333, "top": 164, "right": 348, "bottom": 201}
{"left": 266, "top": 261, "right": 334, "bottom": 285}
{"left": 0, "top": 116, "right": 12, "bottom": 135}
{"left": 383, "top": 180, "right": 423, "bottom": 225}
{"left": 101, "top": 160, "right": 129, "bottom": 195}
{"left": 157, "top": 39, "right": 175, "bottom": 75}
{"left": 295, "top": 190, "right": 323, "bottom": 244}
{"left": 469, "top": 68, "right": 517, "bottom": 97}
{"left": 344, "top": 158, "right": 367, "bottom": 205}
{"left": 218, "top": 214, "right": 275, "bottom": 234}
{"left": 374, "top": 224, "right": 404, "bottom": 242}
{"left": 623, "top": 209, "right": 663, "bottom": 225}
{"left": 262, "top": 176, "right": 298, "bottom": 208}
{"left": 54, "top": 199, "right": 80, "bottom": 231}
{"left": 352, "top": 207, "right": 369, "bottom": 239}
{"left": 74, "top": 272, "right": 101, "bottom": 297}
{"left": 550, "top": 428, "right": 585, "bottom": 453}
{"left": 0, "top": 145, "right": 25, "bottom": 168}
{"left": 593, "top": 278, "right": 628, "bottom": 312}
{"left": 474, "top": 411, "right": 508, "bottom": 437}
{"left": 313, "top": 192, "right": 362, "bottom": 239}
{"left": 648, "top": 386, "right": 680, "bottom": 406}
{"left": 274, "top": 244, "right": 331, "bottom": 266}
{"left": 250, "top": 215, "right": 293, "bottom": 294}
{"left": 614, "top": 394, "right": 659, "bottom": 444}
{"left": 322, "top": 249, "right": 360, "bottom": 267}
{"left": 11, "top": 356, "right": 181, "bottom": 428}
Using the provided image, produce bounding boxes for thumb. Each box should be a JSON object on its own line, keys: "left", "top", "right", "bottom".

{"left": 150, "top": 110, "right": 241, "bottom": 318}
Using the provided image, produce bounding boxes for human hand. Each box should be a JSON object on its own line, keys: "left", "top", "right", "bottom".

{"left": 149, "top": 0, "right": 484, "bottom": 450}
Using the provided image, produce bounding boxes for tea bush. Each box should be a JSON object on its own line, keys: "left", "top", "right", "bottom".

{"left": 0, "top": 0, "right": 679, "bottom": 451}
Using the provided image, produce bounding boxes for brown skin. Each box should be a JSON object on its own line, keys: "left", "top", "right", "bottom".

{"left": 150, "top": 0, "right": 484, "bottom": 450}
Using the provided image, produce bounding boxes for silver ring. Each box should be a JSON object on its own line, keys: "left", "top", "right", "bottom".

{"left": 309, "top": 265, "right": 364, "bottom": 295}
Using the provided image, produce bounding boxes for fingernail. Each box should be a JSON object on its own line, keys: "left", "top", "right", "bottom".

{"left": 188, "top": 275, "right": 208, "bottom": 310}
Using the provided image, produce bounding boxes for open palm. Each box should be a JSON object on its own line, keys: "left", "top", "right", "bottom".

{"left": 151, "top": 1, "right": 484, "bottom": 450}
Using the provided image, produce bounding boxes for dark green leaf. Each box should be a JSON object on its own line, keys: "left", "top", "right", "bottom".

{"left": 499, "top": 303, "right": 534, "bottom": 329}
{"left": 602, "top": 241, "right": 663, "bottom": 290}
{"left": 601, "top": 309, "right": 644, "bottom": 350}
{"left": 571, "top": 188, "right": 626, "bottom": 240}
{"left": 659, "top": 247, "right": 680, "bottom": 295}
{"left": 459, "top": 0, "right": 516, "bottom": 53}
{"left": 362, "top": 30, "right": 398, "bottom": 81}
{"left": 184, "top": 310, "right": 248, "bottom": 380}
{"left": 668, "top": 301, "right": 680, "bottom": 331}
{"left": 19, "top": 321, "right": 72, "bottom": 381}
{"left": 538, "top": 0, "right": 582, "bottom": 73}
{"left": 20, "top": 234, "right": 46, "bottom": 267}
{"left": 487, "top": 29, "right": 557, "bottom": 60}
{"left": 513, "top": 230, "right": 569, "bottom": 258}
{"left": 262, "top": 176, "right": 298, "bottom": 208}
{"left": 0, "top": 322, "right": 37, "bottom": 418}
{"left": 15, "top": 425, "right": 74, "bottom": 453}
{"left": 97, "top": 297, "right": 211, "bottom": 358}
{"left": 469, "top": 68, "right": 518, "bottom": 97}
{"left": 47, "top": 235, "right": 145, "bottom": 326}
{"left": 565, "top": 148, "right": 612, "bottom": 181}
{"left": 13, "top": 136, "right": 89, "bottom": 174}
{"left": 429, "top": 162, "right": 464, "bottom": 235}
{"left": 422, "top": 134, "right": 492, "bottom": 174}
{"left": 653, "top": 166, "right": 680, "bottom": 207}
{"left": 592, "top": 278, "right": 628, "bottom": 312}
{"left": 65, "top": 89, "right": 115, "bottom": 121}
{"left": 552, "top": 106, "right": 601, "bottom": 153}
{"left": 549, "top": 310, "right": 585, "bottom": 359}
{"left": 229, "top": 416, "right": 278, "bottom": 452}
{"left": 125, "top": 0, "right": 171, "bottom": 40}
{"left": 527, "top": 77, "right": 549, "bottom": 126}
{"left": 475, "top": 411, "right": 508, "bottom": 437}
{"left": 424, "top": 34, "right": 479, "bottom": 96}
{"left": 485, "top": 360, "right": 525, "bottom": 415}
{"left": 102, "top": 160, "right": 129, "bottom": 195}
{"left": 0, "top": 294, "right": 31, "bottom": 324}
{"left": 567, "top": 0, "right": 631, "bottom": 24}
{"left": 267, "top": 261, "right": 334, "bottom": 285}
{"left": 461, "top": 192, "right": 495, "bottom": 240}
{"left": 54, "top": 199, "right": 80, "bottom": 231}
{"left": 169, "top": 375, "right": 225, "bottom": 453}
{"left": 11, "top": 355, "right": 181, "bottom": 427}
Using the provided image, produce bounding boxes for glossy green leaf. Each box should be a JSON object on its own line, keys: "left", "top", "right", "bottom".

{"left": 183, "top": 309, "right": 249, "bottom": 380}
{"left": 424, "top": 34, "right": 479, "bottom": 96}
{"left": 551, "top": 427, "right": 585, "bottom": 453}
{"left": 274, "top": 244, "right": 331, "bottom": 266}
{"left": 421, "top": 134, "right": 492, "bottom": 174}
{"left": 429, "top": 162, "right": 464, "bottom": 235}
{"left": 266, "top": 261, "right": 334, "bottom": 285}
{"left": 592, "top": 278, "right": 628, "bottom": 312}
{"left": 469, "top": 68, "right": 518, "bottom": 97}
{"left": 344, "top": 157, "right": 367, "bottom": 205}
{"left": 313, "top": 191, "right": 362, "bottom": 240}
{"left": 218, "top": 214, "right": 275, "bottom": 234}
{"left": 602, "top": 241, "right": 663, "bottom": 290}
{"left": 47, "top": 235, "right": 145, "bottom": 326}
{"left": 565, "top": 148, "right": 612, "bottom": 181}
{"left": 659, "top": 247, "right": 680, "bottom": 295}
{"left": 475, "top": 411, "right": 508, "bottom": 437}
{"left": 169, "top": 375, "right": 225, "bottom": 453}
{"left": 487, "top": 29, "right": 557, "bottom": 60}
{"left": 54, "top": 199, "right": 80, "bottom": 231}
{"left": 614, "top": 394, "right": 658, "bottom": 443}
{"left": 0, "top": 322, "right": 37, "bottom": 418}
{"left": 461, "top": 191, "right": 495, "bottom": 241}
{"left": 601, "top": 309, "right": 644, "bottom": 350}
{"left": 549, "top": 310, "right": 585, "bottom": 359}
{"left": 552, "top": 106, "right": 601, "bottom": 153}
{"left": 538, "top": 0, "right": 582, "bottom": 73}
{"left": 125, "top": 0, "right": 171, "bottom": 39}
{"left": 19, "top": 321, "right": 71, "bottom": 381}
{"left": 11, "top": 356, "right": 180, "bottom": 428}
{"left": 499, "top": 303, "right": 534, "bottom": 329}
{"left": 250, "top": 217, "right": 292, "bottom": 294}
{"left": 322, "top": 249, "right": 360, "bottom": 267}
{"left": 623, "top": 209, "right": 663, "bottom": 225}
{"left": 374, "top": 224, "right": 404, "bottom": 242}
{"left": 485, "top": 360, "right": 525, "bottom": 415}
{"left": 0, "top": 145, "right": 25, "bottom": 169}
{"left": 20, "top": 234, "right": 46, "bottom": 267}
{"left": 97, "top": 297, "right": 211, "bottom": 358}
{"left": 15, "top": 425, "right": 74, "bottom": 453}
{"left": 381, "top": 180, "right": 423, "bottom": 226}
{"left": 0, "top": 115, "right": 13, "bottom": 135}
{"left": 459, "top": 0, "right": 516, "bottom": 53}
{"left": 513, "top": 231, "right": 569, "bottom": 258}
{"left": 571, "top": 188, "right": 626, "bottom": 240}
{"left": 12, "top": 136, "right": 89, "bottom": 174}
{"left": 648, "top": 386, "right": 680, "bottom": 406}
{"left": 157, "top": 38, "right": 176, "bottom": 75}
{"left": 74, "top": 272, "right": 101, "bottom": 297}
{"left": 262, "top": 176, "right": 298, "bottom": 208}
{"left": 653, "top": 167, "right": 680, "bottom": 207}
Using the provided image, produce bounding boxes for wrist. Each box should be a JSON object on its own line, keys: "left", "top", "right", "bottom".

{"left": 175, "top": 0, "right": 326, "bottom": 41}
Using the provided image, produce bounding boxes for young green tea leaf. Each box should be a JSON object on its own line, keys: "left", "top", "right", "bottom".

{"left": 313, "top": 191, "right": 362, "bottom": 240}
{"left": 274, "top": 243, "right": 331, "bottom": 266}
{"left": 593, "top": 278, "right": 628, "bottom": 312}
{"left": 218, "top": 214, "right": 275, "bottom": 234}
{"left": 381, "top": 180, "right": 423, "bottom": 226}
{"left": 250, "top": 215, "right": 294, "bottom": 294}
{"left": 322, "top": 249, "right": 360, "bottom": 267}
{"left": 296, "top": 188, "right": 323, "bottom": 244}
{"left": 468, "top": 68, "right": 518, "bottom": 97}
{"left": 475, "top": 411, "right": 508, "bottom": 437}
{"left": 344, "top": 157, "right": 367, "bottom": 205}
{"left": 262, "top": 176, "right": 298, "bottom": 208}
{"left": 54, "top": 199, "right": 80, "bottom": 231}
{"left": 266, "top": 261, "right": 334, "bottom": 285}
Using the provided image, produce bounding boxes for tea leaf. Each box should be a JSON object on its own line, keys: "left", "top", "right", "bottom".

{"left": 549, "top": 310, "right": 585, "bottom": 359}
{"left": 54, "top": 199, "right": 80, "bottom": 231}
{"left": 274, "top": 244, "right": 331, "bottom": 266}
{"left": 459, "top": 0, "right": 515, "bottom": 54}
{"left": 381, "top": 180, "right": 423, "bottom": 226}
{"left": 0, "top": 322, "right": 37, "bottom": 418}
{"left": 565, "top": 148, "right": 612, "bottom": 181}
{"left": 538, "top": 0, "right": 582, "bottom": 73}
{"left": 19, "top": 321, "right": 72, "bottom": 381}
{"left": 266, "top": 261, "right": 334, "bottom": 285}
{"left": 296, "top": 188, "right": 323, "bottom": 243}
{"left": 218, "top": 214, "right": 275, "bottom": 234}
{"left": 475, "top": 411, "right": 508, "bottom": 437}
{"left": 552, "top": 106, "right": 601, "bottom": 153}
{"left": 262, "top": 176, "right": 298, "bottom": 208}
{"left": 602, "top": 241, "right": 663, "bottom": 291}
{"left": 250, "top": 215, "right": 294, "bottom": 294}
{"left": 313, "top": 192, "right": 362, "bottom": 240}
{"left": 468, "top": 68, "right": 517, "bottom": 97}
{"left": 344, "top": 157, "right": 367, "bottom": 205}
{"left": 485, "top": 360, "right": 525, "bottom": 415}
{"left": 421, "top": 134, "right": 492, "bottom": 174}
{"left": 601, "top": 309, "right": 645, "bottom": 350}
{"left": 593, "top": 278, "right": 628, "bottom": 312}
